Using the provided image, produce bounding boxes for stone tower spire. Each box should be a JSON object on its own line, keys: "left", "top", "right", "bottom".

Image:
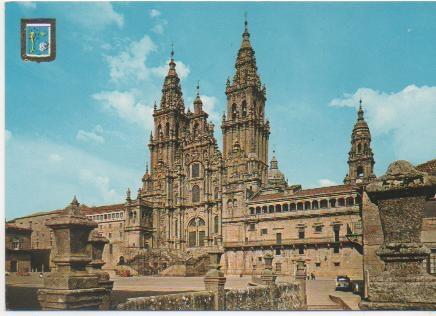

{"left": 344, "top": 99, "right": 376, "bottom": 184}
{"left": 159, "top": 46, "right": 185, "bottom": 111}
{"left": 222, "top": 15, "right": 270, "bottom": 184}
{"left": 148, "top": 46, "right": 188, "bottom": 173}
{"left": 193, "top": 81, "right": 203, "bottom": 114}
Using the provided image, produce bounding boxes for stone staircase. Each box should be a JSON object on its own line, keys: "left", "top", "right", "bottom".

{"left": 126, "top": 248, "right": 209, "bottom": 276}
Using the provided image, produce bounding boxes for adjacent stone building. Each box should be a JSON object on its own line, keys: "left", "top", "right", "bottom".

{"left": 6, "top": 19, "right": 435, "bottom": 281}
{"left": 6, "top": 224, "right": 32, "bottom": 273}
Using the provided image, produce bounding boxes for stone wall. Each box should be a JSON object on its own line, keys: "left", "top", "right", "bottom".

{"left": 361, "top": 190, "right": 385, "bottom": 296}
{"left": 117, "top": 291, "right": 214, "bottom": 311}
{"left": 117, "top": 282, "right": 304, "bottom": 311}
{"left": 225, "top": 282, "right": 304, "bottom": 311}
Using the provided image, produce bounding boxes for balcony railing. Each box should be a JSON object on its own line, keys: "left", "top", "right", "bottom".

{"left": 6, "top": 241, "right": 31, "bottom": 251}
{"left": 224, "top": 236, "right": 349, "bottom": 248}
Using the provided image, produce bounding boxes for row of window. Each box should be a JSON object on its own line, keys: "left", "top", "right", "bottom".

{"left": 256, "top": 225, "right": 324, "bottom": 236}
{"left": 87, "top": 211, "right": 124, "bottom": 222}
{"left": 98, "top": 222, "right": 123, "bottom": 229}
{"left": 249, "top": 196, "right": 359, "bottom": 215}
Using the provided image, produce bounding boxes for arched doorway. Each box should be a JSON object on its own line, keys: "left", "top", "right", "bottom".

{"left": 187, "top": 217, "right": 206, "bottom": 248}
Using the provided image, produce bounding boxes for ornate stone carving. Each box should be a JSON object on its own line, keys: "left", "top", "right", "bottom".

{"left": 360, "top": 161, "right": 436, "bottom": 310}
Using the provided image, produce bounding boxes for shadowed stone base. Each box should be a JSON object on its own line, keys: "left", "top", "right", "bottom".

{"left": 360, "top": 273, "right": 436, "bottom": 310}
{"left": 359, "top": 301, "right": 436, "bottom": 311}
{"left": 37, "top": 288, "right": 107, "bottom": 310}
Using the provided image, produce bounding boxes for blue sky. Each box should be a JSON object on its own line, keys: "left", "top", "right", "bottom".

{"left": 5, "top": 1, "right": 436, "bottom": 219}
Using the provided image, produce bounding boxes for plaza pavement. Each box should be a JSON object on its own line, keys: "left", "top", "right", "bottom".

{"left": 6, "top": 273, "right": 359, "bottom": 310}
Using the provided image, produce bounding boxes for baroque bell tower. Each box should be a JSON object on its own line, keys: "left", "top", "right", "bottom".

{"left": 149, "top": 48, "right": 188, "bottom": 171}
{"left": 344, "top": 100, "right": 376, "bottom": 184}
{"left": 221, "top": 17, "right": 270, "bottom": 184}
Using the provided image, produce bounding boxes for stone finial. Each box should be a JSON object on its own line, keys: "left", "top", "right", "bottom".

{"left": 367, "top": 160, "right": 436, "bottom": 193}
{"left": 63, "top": 195, "right": 81, "bottom": 216}
{"left": 126, "top": 188, "right": 131, "bottom": 201}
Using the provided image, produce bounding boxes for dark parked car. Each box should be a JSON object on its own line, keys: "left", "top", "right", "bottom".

{"left": 335, "top": 275, "right": 352, "bottom": 291}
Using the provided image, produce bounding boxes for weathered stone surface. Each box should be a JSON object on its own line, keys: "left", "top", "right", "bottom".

{"left": 117, "top": 291, "right": 214, "bottom": 311}
{"left": 37, "top": 197, "right": 107, "bottom": 310}
{"left": 360, "top": 161, "right": 436, "bottom": 310}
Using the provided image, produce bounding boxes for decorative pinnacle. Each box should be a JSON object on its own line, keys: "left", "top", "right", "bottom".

{"left": 126, "top": 188, "right": 131, "bottom": 200}
{"left": 196, "top": 80, "right": 200, "bottom": 96}
{"left": 358, "top": 98, "right": 364, "bottom": 121}
{"left": 71, "top": 195, "right": 79, "bottom": 206}
{"left": 242, "top": 12, "right": 250, "bottom": 39}
{"left": 170, "top": 43, "right": 174, "bottom": 59}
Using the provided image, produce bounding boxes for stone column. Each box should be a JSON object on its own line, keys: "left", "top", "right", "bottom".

{"left": 37, "top": 197, "right": 106, "bottom": 310}
{"left": 86, "top": 230, "right": 114, "bottom": 310}
{"left": 204, "top": 248, "right": 226, "bottom": 310}
{"left": 359, "top": 161, "right": 436, "bottom": 310}
{"left": 260, "top": 253, "right": 277, "bottom": 286}
{"left": 295, "top": 261, "right": 307, "bottom": 308}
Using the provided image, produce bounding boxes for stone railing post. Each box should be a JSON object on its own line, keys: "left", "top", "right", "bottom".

{"left": 359, "top": 161, "right": 436, "bottom": 310}
{"left": 87, "top": 230, "right": 114, "bottom": 310}
{"left": 37, "top": 197, "right": 106, "bottom": 310}
{"left": 295, "top": 261, "right": 307, "bottom": 308}
{"left": 260, "top": 253, "right": 276, "bottom": 286}
{"left": 204, "top": 248, "right": 226, "bottom": 310}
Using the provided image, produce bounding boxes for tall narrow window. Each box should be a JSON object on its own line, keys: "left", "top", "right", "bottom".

{"left": 232, "top": 103, "right": 237, "bottom": 120}
{"left": 165, "top": 122, "right": 170, "bottom": 137}
{"left": 214, "top": 216, "right": 219, "bottom": 234}
{"left": 242, "top": 100, "right": 247, "bottom": 117}
{"left": 192, "top": 185, "right": 200, "bottom": 203}
{"left": 191, "top": 163, "right": 200, "bottom": 178}
{"left": 157, "top": 124, "right": 162, "bottom": 138}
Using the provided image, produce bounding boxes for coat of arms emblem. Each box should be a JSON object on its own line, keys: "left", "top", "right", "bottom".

{"left": 21, "top": 18, "right": 56, "bottom": 62}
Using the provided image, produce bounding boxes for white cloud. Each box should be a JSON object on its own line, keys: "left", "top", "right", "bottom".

{"left": 5, "top": 130, "right": 12, "bottom": 142}
{"left": 92, "top": 90, "right": 153, "bottom": 128}
{"left": 152, "top": 24, "right": 165, "bottom": 34}
{"left": 318, "top": 179, "right": 338, "bottom": 187}
{"left": 151, "top": 59, "right": 191, "bottom": 80}
{"left": 149, "top": 9, "right": 161, "bottom": 18}
{"left": 105, "top": 35, "right": 157, "bottom": 83}
{"left": 200, "top": 95, "right": 221, "bottom": 125}
{"left": 6, "top": 135, "right": 140, "bottom": 218}
{"left": 48, "top": 153, "right": 63, "bottom": 163}
{"left": 65, "top": 3, "right": 124, "bottom": 30}
{"left": 330, "top": 85, "right": 436, "bottom": 162}
{"left": 17, "top": 2, "right": 36, "bottom": 9}
{"left": 76, "top": 125, "right": 105, "bottom": 144}
{"left": 79, "top": 169, "right": 118, "bottom": 202}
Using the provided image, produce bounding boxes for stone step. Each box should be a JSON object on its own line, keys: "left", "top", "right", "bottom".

{"left": 307, "top": 304, "right": 342, "bottom": 310}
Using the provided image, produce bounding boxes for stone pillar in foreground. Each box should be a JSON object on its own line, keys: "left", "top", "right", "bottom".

{"left": 86, "top": 230, "right": 114, "bottom": 310}
{"left": 359, "top": 161, "right": 436, "bottom": 310}
{"left": 37, "top": 197, "right": 106, "bottom": 310}
{"left": 260, "top": 253, "right": 277, "bottom": 285}
{"left": 295, "top": 261, "right": 307, "bottom": 308}
{"left": 204, "top": 248, "right": 226, "bottom": 310}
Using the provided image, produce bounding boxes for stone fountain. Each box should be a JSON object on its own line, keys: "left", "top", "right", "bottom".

{"left": 360, "top": 160, "right": 436, "bottom": 310}
{"left": 37, "top": 197, "right": 106, "bottom": 310}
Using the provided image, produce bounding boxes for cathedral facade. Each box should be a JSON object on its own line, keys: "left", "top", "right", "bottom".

{"left": 8, "top": 20, "right": 383, "bottom": 279}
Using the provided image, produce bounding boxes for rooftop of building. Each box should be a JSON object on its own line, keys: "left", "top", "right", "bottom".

{"left": 6, "top": 223, "right": 33, "bottom": 233}
{"left": 8, "top": 202, "right": 126, "bottom": 223}
{"left": 250, "top": 184, "right": 356, "bottom": 203}
{"left": 416, "top": 159, "right": 436, "bottom": 176}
